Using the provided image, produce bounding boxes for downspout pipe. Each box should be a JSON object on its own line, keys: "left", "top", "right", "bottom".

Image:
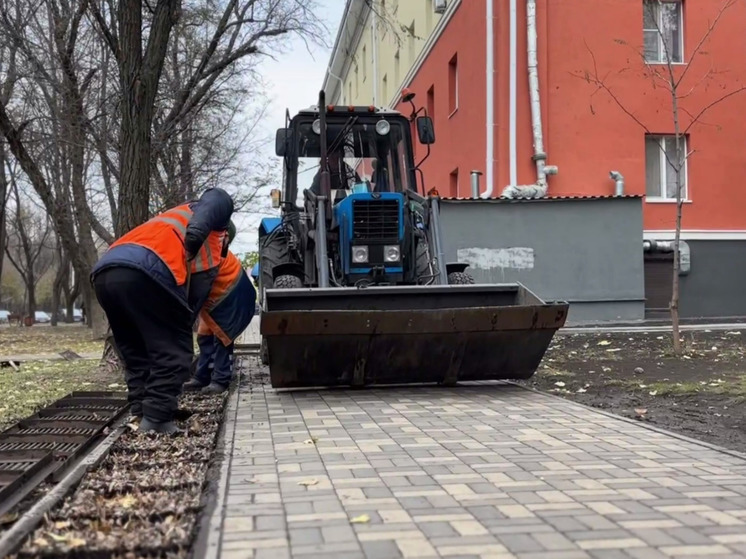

{"left": 501, "top": 0, "right": 558, "bottom": 199}
{"left": 610, "top": 171, "right": 625, "bottom": 196}
{"left": 371, "top": 7, "right": 378, "bottom": 105}
{"left": 527, "top": 0, "right": 547, "bottom": 189}
{"left": 480, "top": 0, "right": 495, "bottom": 198}
{"left": 509, "top": 0, "right": 517, "bottom": 188}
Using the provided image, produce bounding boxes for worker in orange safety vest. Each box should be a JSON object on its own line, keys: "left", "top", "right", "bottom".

{"left": 91, "top": 188, "right": 234, "bottom": 435}
{"left": 184, "top": 223, "right": 256, "bottom": 394}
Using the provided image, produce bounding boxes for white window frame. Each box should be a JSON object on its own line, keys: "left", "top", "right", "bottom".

{"left": 643, "top": 0, "right": 684, "bottom": 65}
{"left": 645, "top": 135, "right": 690, "bottom": 203}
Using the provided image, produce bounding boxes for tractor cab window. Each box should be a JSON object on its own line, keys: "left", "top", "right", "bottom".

{"left": 292, "top": 118, "right": 412, "bottom": 206}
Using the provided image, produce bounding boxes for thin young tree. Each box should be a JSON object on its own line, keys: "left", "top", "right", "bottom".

{"left": 574, "top": 0, "right": 745, "bottom": 355}
{"left": 4, "top": 171, "right": 54, "bottom": 321}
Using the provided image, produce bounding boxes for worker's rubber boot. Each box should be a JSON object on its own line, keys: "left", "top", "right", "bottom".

{"left": 182, "top": 378, "right": 207, "bottom": 392}
{"left": 201, "top": 382, "right": 228, "bottom": 395}
{"left": 139, "top": 417, "right": 182, "bottom": 435}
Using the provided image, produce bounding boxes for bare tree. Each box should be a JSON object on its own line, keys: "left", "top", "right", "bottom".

{"left": 0, "top": 0, "right": 110, "bottom": 336}
{"left": 88, "top": 0, "right": 325, "bottom": 235}
{"left": 4, "top": 170, "right": 54, "bottom": 320}
{"left": 573, "top": 0, "right": 745, "bottom": 355}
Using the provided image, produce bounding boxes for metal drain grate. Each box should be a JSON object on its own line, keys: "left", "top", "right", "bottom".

{"left": 0, "top": 391, "right": 129, "bottom": 507}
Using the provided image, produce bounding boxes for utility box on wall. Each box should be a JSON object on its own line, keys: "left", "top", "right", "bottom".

{"left": 438, "top": 196, "right": 645, "bottom": 326}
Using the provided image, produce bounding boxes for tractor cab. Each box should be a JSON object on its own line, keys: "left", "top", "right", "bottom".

{"left": 272, "top": 97, "right": 435, "bottom": 287}
{"left": 275, "top": 104, "right": 432, "bottom": 205}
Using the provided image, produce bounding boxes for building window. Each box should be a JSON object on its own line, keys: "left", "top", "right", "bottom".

{"left": 427, "top": 85, "right": 435, "bottom": 118}
{"left": 448, "top": 53, "right": 458, "bottom": 115}
{"left": 643, "top": 0, "right": 683, "bottom": 64}
{"left": 450, "top": 168, "right": 459, "bottom": 196}
{"left": 645, "top": 135, "right": 688, "bottom": 200}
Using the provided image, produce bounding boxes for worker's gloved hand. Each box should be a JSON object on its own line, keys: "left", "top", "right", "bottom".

{"left": 184, "top": 231, "right": 204, "bottom": 261}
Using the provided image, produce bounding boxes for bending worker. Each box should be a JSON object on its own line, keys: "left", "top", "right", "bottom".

{"left": 184, "top": 224, "right": 256, "bottom": 394}
{"left": 91, "top": 188, "right": 234, "bottom": 435}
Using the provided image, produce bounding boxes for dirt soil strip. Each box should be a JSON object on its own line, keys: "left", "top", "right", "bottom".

{"left": 6, "top": 390, "right": 230, "bottom": 559}
{"left": 520, "top": 328, "right": 746, "bottom": 455}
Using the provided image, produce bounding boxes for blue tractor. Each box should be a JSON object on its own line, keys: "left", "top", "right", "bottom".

{"left": 257, "top": 90, "right": 568, "bottom": 388}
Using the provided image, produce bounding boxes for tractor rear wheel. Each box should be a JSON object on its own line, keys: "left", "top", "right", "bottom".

{"left": 448, "top": 271, "right": 475, "bottom": 285}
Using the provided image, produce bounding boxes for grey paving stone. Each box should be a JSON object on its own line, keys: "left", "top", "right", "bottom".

{"left": 209, "top": 363, "right": 746, "bottom": 559}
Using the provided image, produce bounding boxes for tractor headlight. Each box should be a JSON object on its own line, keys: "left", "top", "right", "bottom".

{"left": 384, "top": 245, "right": 401, "bottom": 263}
{"left": 375, "top": 119, "right": 391, "bottom": 136}
{"left": 312, "top": 119, "right": 321, "bottom": 134}
{"left": 352, "top": 245, "right": 369, "bottom": 263}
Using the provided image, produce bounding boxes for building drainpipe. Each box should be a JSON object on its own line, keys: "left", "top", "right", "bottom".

{"left": 509, "top": 0, "right": 518, "bottom": 189}
{"left": 610, "top": 171, "right": 625, "bottom": 196}
{"left": 501, "top": 0, "right": 558, "bottom": 199}
{"left": 371, "top": 6, "right": 378, "bottom": 105}
{"left": 480, "top": 0, "right": 495, "bottom": 198}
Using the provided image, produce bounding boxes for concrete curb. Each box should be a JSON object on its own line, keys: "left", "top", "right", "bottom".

{"left": 192, "top": 361, "right": 242, "bottom": 559}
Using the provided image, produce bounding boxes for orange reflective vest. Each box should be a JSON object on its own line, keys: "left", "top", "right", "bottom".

{"left": 110, "top": 204, "right": 225, "bottom": 286}
{"left": 198, "top": 251, "right": 247, "bottom": 345}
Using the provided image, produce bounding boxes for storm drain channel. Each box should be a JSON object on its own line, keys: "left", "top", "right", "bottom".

{"left": 0, "top": 391, "right": 129, "bottom": 517}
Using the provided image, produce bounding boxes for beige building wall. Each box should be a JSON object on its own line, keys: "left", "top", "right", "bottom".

{"left": 327, "top": 0, "right": 446, "bottom": 107}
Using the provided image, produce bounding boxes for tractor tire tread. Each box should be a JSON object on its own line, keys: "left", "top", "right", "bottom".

{"left": 448, "top": 271, "right": 475, "bottom": 285}
{"left": 274, "top": 274, "right": 304, "bottom": 289}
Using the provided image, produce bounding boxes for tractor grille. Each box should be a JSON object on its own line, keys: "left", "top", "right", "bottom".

{"left": 352, "top": 199, "right": 400, "bottom": 241}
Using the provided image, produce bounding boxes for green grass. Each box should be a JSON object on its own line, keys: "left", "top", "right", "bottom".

{"left": 0, "top": 325, "right": 103, "bottom": 356}
{"left": 0, "top": 360, "right": 121, "bottom": 431}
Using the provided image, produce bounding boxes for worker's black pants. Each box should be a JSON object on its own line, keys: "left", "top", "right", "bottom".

{"left": 93, "top": 267, "right": 193, "bottom": 422}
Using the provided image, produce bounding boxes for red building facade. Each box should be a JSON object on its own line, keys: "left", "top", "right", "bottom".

{"left": 393, "top": 0, "right": 746, "bottom": 235}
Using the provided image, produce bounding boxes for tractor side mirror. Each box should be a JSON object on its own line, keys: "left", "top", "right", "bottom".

{"left": 270, "top": 189, "right": 281, "bottom": 209}
{"left": 416, "top": 116, "right": 435, "bottom": 145}
{"left": 275, "top": 128, "right": 290, "bottom": 156}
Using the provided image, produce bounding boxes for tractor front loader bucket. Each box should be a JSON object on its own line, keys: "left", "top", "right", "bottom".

{"left": 260, "top": 283, "right": 568, "bottom": 389}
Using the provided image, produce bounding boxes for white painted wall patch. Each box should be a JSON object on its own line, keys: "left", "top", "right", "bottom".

{"left": 457, "top": 247, "right": 535, "bottom": 270}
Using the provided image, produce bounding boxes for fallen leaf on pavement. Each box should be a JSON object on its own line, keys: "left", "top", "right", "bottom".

{"left": 350, "top": 514, "right": 370, "bottom": 524}
{"left": 554, "top": 381, "right": 566, "bottom": 388}
{"left": 298, "top": 479, "right": 318, "bottom": 486}
{"left": 597, "top": 340, "right": 611, "bottom": 346}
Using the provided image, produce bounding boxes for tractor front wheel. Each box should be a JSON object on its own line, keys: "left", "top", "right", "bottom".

{"left": 273, "top": 274, "right": 304, "bottom": 289}
{"left": 448, "top": 271, "right": 475, "bottom": 285}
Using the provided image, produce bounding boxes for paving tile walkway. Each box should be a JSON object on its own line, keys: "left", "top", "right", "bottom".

{"left": 202, "top": 358, "right": 746, "bottom": 559}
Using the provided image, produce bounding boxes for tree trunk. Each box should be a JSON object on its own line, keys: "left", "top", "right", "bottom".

{"left": 51, "top": 283, "right": 61, "bottom": 326}
{"left": 670, "top": 75, "right": 683, "bottom": 356}
{"left": 26, "top": 281, "right": 36, "bottom": 321}
{"left": 116, "top": 0, "right": 181, "bottom": 236}
{"left": 0, "top": 144, "right": 7, "bottom": 285}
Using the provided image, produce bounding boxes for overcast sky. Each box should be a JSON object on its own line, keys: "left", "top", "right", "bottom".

{"left": 230, "top": 0, "right": 344, "bottom": 254}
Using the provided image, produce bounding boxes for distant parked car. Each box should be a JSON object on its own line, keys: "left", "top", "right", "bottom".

{"left": 0, "top": 310, "right": 9, "bottom": 324}
{"left": 34, "top": 311, "right": 51, "bottom": 323}
{"left": 72, "top": 308, "right": 83, "bottom": 322}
